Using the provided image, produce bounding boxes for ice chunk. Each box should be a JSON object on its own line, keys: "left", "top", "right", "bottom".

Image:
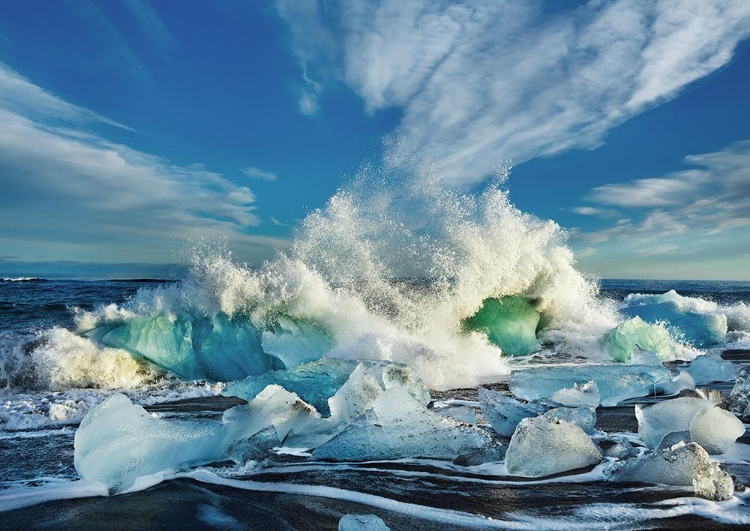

{"left": 478, "top": 387, "right": 544, "bottom": 437}
{"left": 726, "top": 365, "right": 750, "bottom": 421}
{"left": 222, "top": 384, "right": 320, "bottom": 443}
{"left": 543, "top": 407, "right": 597, "bottom": 435}
{"left": 284, "top": 362, "right": 431, "bottom": 450}
{"left": 339, "top": 514, "right": 390, "bottom": 531}
{"left": 505, "top": 416, "right": 601, "bottom": 477}
{"left": 689, "top": 407, "right": 745, "bottom": 455}
{"left": 100, "top": 314, "right": 280, "bottom": 382}
{"left": 510, "top": 364, "right": 680, "bottom": 407}
{"left": 75, "top": 394, "right": 229, "bottom": 493}
{"left": 433, "top": 404, "right": 477, "bottom": 425}
{"left": 549, "top": 380, "right": 600, "bottom": 407}
{"left": 600, "top": 437, "right": 636, "bottom": 459}
{"left": 599, "top": 317, "right": 675, "bottom": 362}
{"left": 635, "top": 397, "right": 714, "bottom": 450}
{"left": 225, "top": 358, "right": 360, "bottom": 415}
{"left": 312, "top": 387, "right": 493, "bottom": 461}
{"left": 462, "top": 296, "right": 541, "bottom": 355}
{"left": 610, "top": 442, "right": 733, "bottom": 501}
{"left": 621, "top": 291, "right": 727, "bottom": 348}
{"left": 260, "top": 316, "right": 334, "bottom": 369}
{"left": 686, "top": 353, "right": 738, "bottom": 385}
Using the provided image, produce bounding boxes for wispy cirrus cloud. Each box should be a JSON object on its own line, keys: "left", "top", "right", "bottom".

{"left": 570, "top": 140, "right": 750, "bottom": 277}
{"left": 241, "top": 166, "right": 278, "bottom": 182}
{"left": 277, "top": 0, "right": 750, "bottom": 186}
{"left": 0, "top": 64, "right": 285, "bottom": 263}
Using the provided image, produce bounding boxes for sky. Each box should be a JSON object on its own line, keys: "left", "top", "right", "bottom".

{"left": 0, "top": 0, "right": 749, "bottom": 280}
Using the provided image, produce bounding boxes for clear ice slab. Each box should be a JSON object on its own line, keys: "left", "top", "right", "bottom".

{"left": 510, "top": 364, "right": 690, "bottom": 407}
{"left": 686, "top": 353, "right": 737, "bottom": 385}
{"left": 312, "top": 387, "right": 494, "bottom": 462}
{"left": 74, "top": 394, "right": 230, "bottom": 493}
{"left": 478, "top": 387, "right": 545, "bottom": 437}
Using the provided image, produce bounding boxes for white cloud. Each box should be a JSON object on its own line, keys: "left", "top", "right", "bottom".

{"left": 277, "top": 0, "right": 750, "bottom": 185}
{"left": 572, "top": 206, "right": 617, "bottom": 217}
{"left": 0, "top": 69, "right": 287, "bottom": 263}
{"left": 241, "top": 166, "right": 278, "bottom": 182}
{"left": 0, "top": 63, "right": 131, "bottom": 130}
{"left": 572, "top": 140, "right": 750, "bottom": 267}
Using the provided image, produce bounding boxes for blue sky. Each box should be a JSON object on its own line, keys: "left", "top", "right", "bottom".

{"left": 0, "top": 1, "right": 749, "bottom": 279}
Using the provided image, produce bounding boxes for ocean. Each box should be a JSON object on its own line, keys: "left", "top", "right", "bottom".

{"left": 1, "top": 186, "right": 749, "bottom": 529}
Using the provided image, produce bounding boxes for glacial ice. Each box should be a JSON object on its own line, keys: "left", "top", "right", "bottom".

{"left": 260, "top": 316, "right": 334, "bottom": 368}
{"left": 225, "top": 358, "right": 361, "bottom": 415}
{"left": 726, "top": 365, "right": 750, "bottom": 421}
{"left": 543, "top": 406, "right": 597, "bottom": 435}
{"left": 599, "top": 317, "right": 675, "bottom": 362}
{"left": 689, "top": 406, "right": 746, "bottom": 455}
{"left": 635, "top": 396, "right": 744, "bottom": 454}
{"left": 99, "top": 314, "right": 279, "bottom": 382}
{"left": 549, "top": 380, "right": 600, "bottom": 407}
{"left": 636, "top": 397, "right": 714, "bottom": 450}
{"left": 505, "top": 416, "right": 601, "bottom": 477}
{"left": 609, "top": 442, "right": 733, "bottom": 501}
{"left": 686, "top": 353, "right": 737, "bottom": 385}
{"left": 312, "top": 387, "right": 494, "bottom": 461}
{"left": 621, "top": 291, "right": 728, "bottom": 348}
{"left": 462, "top": 296, "right": 541, "bottom": 355}
{"left": 510, "top": 364, "right": 685, "bottom": 407}
{"left": 75, "top": 394, "right": 229, "bottom": 493}
{"left": 478, "top": 387, "right": 544, "bottom": 437}
{"left": 339, "top": 514, "right": 390, "bottom": 531}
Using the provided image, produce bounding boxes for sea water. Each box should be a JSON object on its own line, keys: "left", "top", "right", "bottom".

{"left": 1, "top": 181, "right": 750, "bottom": 529}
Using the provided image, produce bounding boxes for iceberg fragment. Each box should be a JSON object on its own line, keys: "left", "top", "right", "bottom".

{"left": 686, "top": 353, "right": 738, "bottom": 385}
{"left": 689, "top": 406, "right": 745, "bottom": 455}
{"left": 74, "top": 394, "right": 229, "bottom": 493}
{"left": 726, "top": 366, "right": 750, "bottom": 421}
{"left": 478, "top": 387, "right": 544, "bottom": 437}
{"left": 462, "top": 296, "right": 541, "bottom": 355}
{"left": 599, "top": 317, "right": 675, "bottom": 362}
{"left": 225, "top": 358, "right": 360, "bottom": 415}
{"left": 339, "top": 514, "right": 390, "bottom": 531}
{"left": 312, "top": 387, "right": 493, "bottom": 461}
{"left": 505, "top": 416, "right": 601, "bottom": 477}
{"left": 549, "top": 380, "right": 600, "bottom": 407}
{"left": 609, "top": 442, "right": 733, "bottom": 501}
{"left": 222, "top": 384, "right": 320, "bottom": 443}
{"left": 260, "top": 316, "right": 334, "bottom": 369}
{"left": 510, "top": 364, "right": 683, "bottom": 407}
{"left": 100, "top": 314, "right": 279, "bottom": 382}
{"left": 621, "top": 290, "right": 727, "bottom": 348}
{"left": 635, "top": 397, "right": 714, "bottom": 450}
{"left": 543, "top": 406, "right": 597, "bottom": 435}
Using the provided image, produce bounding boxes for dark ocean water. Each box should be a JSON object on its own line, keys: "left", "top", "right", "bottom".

{"left": 1, "top": 277, "right": 749, "bottom": 530}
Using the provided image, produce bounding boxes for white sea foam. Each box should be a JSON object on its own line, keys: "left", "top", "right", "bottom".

{"left": 69, "top": 178, "right": 624, "bottom": 390}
